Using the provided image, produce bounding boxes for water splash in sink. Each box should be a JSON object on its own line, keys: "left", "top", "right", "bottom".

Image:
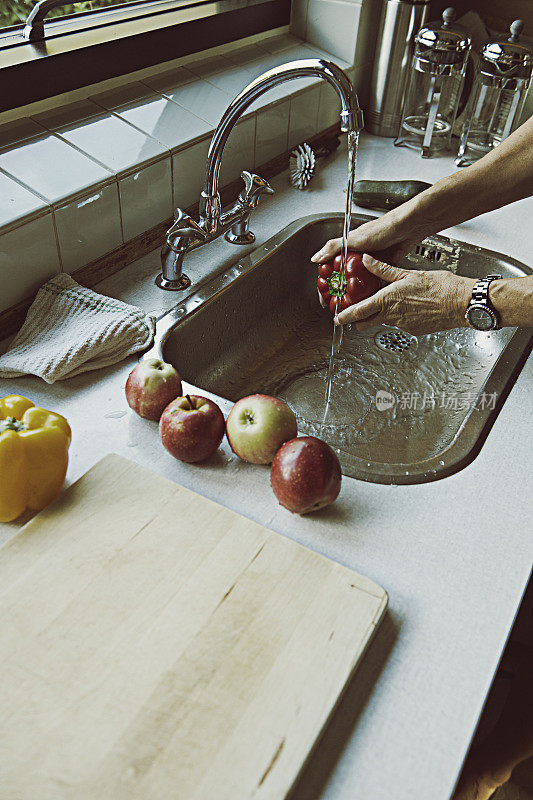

{"left": 276, "top": 325, "right": 513, "bottom": 464}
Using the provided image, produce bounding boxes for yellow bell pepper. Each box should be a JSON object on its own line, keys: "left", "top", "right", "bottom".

{"left": 0, "top": 395, "right": 71, "bottom": 523}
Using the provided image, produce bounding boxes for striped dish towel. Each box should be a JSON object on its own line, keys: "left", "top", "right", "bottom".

{"left": 0, "top": 274, "right": 155, "bottom": 383}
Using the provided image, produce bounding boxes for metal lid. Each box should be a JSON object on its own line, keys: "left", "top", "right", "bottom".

{"left": 416, "top": 8, "right": 471, "bottom": 64}
{"left": 480, "top": 20, "right": 533, "bottom": 78}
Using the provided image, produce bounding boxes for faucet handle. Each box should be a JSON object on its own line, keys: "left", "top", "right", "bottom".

{"left": 166, "top": 209, "right": 207, "bottom": 249}
{"left": 157, "top": 210, "right": 208, "bottom": 291}
{"left": 224, "top": 171, "right": 273, "bottom": 246}
{"left": 239, "top": 171, "right": 274, "bottom": 207}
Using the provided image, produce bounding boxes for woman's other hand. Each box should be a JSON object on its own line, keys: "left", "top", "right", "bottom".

{"left": 334, "top": 255, "right": 475, "bottom": 336}
{"left": 311, "top": 215, "right": 421, "bottom": 268}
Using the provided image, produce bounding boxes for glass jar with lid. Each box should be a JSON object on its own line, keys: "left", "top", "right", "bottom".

{"left": 394, "top": 7, "right": 471, "bottom": 157}
{"left": 456, "top": 20, "right": 533, "bottom": 167}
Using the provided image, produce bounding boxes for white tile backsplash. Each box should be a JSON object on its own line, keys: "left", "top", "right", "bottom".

{"left": 290, "top": 0, "right": 309, "bottom": 40}
{"left": 35, "top": 101, "right": 169, "bottom": 176}
{"left": 255, "top": 100, "right": 290, "bottom": 166}
{"left": 219, "top": 116, "right": 256, "bottom": 186}
{"left": 117, "top": 97, "right": 212, "bottom": 151}
{"left": 119, "top": 158, "right": 173, "bottom": 241}
{"left": 0, "top": 213, "right": 60, "bottom": 312}
{"left": 0, "top": 35, "right": 352, "bottom": 318}
{"left": 172, "top": 137, "right": 210, "bottom": 211}
{"left": 186, "top": 55, "right": 257, "bottom": 98}
{"left": 318, "top": 81, "right": 342, "bottom": 132}
{"left": 31, "top": 99, "right": 101, "bottom": 129}
{"left": 223, "top": 44, "right": 269, "bottom": 67}
{"left": 90, "top": 82, "right": 155, "bottom": 110}
{"left": 260, "top": 34, "right": 302, "bottom": 53}
{"left": 54, "top": 183, "right": 123, "bottom": 274}
{"left": 141, "top": 67, "right": 197, "bottom": 93}
{"left": 0, "top": 170, "right": 48, "bottom": 230}
{"left": 148, "top": 78, "right": 231, "bottom": 128}
{"left": 288, "top": 84, "right": 321, "bottom": 147}
{"left": 92, "top": 85, "right": 212, "bottom": 151}
{"left": 247, "top": 83, "right": 297, "bottom": 114}
{"left": 306, "top": 0, "right": 363, "bottom": 64}
{"left": 0, "top": 126, "right": 113, "bottom": 205}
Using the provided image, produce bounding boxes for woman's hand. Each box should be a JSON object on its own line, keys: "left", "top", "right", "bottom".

{"left": 311, "top": 214, "right": 422, "bottom": 269}
{"left": 310, "top": 213, "right": 423, "bottom": 309}
{"left": 310, "top": 115, "right": 533, "bottom": 327}
{"left": 334, "top": 255, "right": 475, "bottom": 336}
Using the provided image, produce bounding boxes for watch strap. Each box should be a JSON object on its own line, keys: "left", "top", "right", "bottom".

{"left": 467, "top": 274, "right": 502, "bottom": 329}
{"left": 470, "top": 274, "right": 501, "bottom": 305}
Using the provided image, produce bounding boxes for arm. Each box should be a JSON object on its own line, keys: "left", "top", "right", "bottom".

{"left": 310, "top": 116, "right": 533, "bottom": 333}
{"left": 312, "top": 115, "right": 533, "bottom": 266}
{"left": 404, "top": 114, "right": 533, "bottom": 239}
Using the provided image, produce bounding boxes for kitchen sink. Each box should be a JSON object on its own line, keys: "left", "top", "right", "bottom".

{"left": 148, "top": 213, "right": 532, "bottom": 484}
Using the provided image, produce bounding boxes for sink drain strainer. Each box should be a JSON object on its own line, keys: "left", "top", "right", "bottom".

{"left": 374, "top": 329, "right": 418, "bottom": 353}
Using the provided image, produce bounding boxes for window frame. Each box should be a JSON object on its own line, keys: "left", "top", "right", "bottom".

{"left": 0, "top": 0, "right": 290, "bottom": 112}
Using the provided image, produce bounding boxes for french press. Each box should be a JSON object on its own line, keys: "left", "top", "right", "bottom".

{"left": 394, "top": 7, "right": 471, "bottom": 157}
{"left": 456, "top": 20, "right": 533, "bottom": 167}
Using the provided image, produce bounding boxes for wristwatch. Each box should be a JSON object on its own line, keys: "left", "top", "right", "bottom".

{"left": 465, "top": 274, "right": 502, "bottom": 331}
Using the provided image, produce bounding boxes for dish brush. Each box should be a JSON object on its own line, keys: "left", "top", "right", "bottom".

{"left": 289, "top": 137, "right": 340, "bottom": 190}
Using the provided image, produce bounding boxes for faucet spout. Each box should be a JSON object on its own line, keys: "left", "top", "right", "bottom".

{"left": 156, "top": 57, "right": 363, "bottom": 290}
{"left": 199, "top": 59, "right": 363, "bottom": 230}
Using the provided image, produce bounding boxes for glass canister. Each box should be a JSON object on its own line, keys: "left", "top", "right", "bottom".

{"left": 456, "top": 20, "right": 533, "bottom": 167}
{"left": 394, "top": 7, "right": 471, "bottom": 157}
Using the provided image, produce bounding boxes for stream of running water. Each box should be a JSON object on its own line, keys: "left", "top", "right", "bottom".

{"left": 322, "top": 130, "right": 359, "bottom": 424}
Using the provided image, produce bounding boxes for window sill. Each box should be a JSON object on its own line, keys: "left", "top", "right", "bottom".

{"left": 0, "top": 0, "right": 290, "bottom": 111}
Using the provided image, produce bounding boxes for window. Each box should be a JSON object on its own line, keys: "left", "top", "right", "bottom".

{"left": 1, "top": 1, "right": 123, "bottom": 29}
{"left": 0, "top": 0, "right": 290, "bottom": 111}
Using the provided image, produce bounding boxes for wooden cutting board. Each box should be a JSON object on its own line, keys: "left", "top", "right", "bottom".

{"left": 0, "top": 454, "right": 387, "bottom": 800}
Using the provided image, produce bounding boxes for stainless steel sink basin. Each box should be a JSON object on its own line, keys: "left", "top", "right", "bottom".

{"left": 148, "top": 213, "right": 532, "bottom": 484}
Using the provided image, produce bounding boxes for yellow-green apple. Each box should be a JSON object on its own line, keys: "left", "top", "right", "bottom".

{"left": 125, "top": 358, "right": 182, "bottom": 421}
{"left": 226, "top": 394, "right": 297, "bottom": 464}
{"left": 270, "top": 436, "right": 341, "bottom": 514}
{"left": 159, "top": 394, "right": 225, "bottom": 462}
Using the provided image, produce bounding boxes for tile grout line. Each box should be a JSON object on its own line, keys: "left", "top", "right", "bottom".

{"left": 114, "top": 177, "right": 126, "bottom": 247}
{"left": 50, "top": 209, "right": 64, "bottom": 274}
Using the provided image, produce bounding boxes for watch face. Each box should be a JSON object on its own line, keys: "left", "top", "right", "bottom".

{"left": 467, "top": 305, "right": 494, "bottom": 331}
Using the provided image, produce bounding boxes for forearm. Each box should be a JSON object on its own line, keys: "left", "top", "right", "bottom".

{"left": 393, "top": 115, "right": 533, "bottom": 240}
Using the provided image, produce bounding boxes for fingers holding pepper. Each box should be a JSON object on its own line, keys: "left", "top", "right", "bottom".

{"left": 334, "top": 256, "right": 475, "bottom": 335}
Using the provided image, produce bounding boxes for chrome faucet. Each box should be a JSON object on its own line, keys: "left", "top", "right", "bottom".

{"left": 156, "top": 58, "right": 364, "bottom": 290}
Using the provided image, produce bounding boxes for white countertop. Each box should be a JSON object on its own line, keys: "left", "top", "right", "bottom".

{"left": 1, "top": 132, "right": 532, "bottom": 800}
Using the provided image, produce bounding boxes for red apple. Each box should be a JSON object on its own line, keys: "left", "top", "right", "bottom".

{"left": 226, "top": 394, "right": 297, "bottom": 465}
{"left": 125, "top": 358, "right": 182, "bottom": 421}
{"left": 159, "top": 394, "right": 225, "bottom": 463}
{"left": 270, "top": 436, "right": 342, "bottom": 514}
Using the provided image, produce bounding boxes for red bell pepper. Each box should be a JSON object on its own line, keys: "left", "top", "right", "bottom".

{"left": 317, "top": 251, "right": 381, "bottom": 315}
